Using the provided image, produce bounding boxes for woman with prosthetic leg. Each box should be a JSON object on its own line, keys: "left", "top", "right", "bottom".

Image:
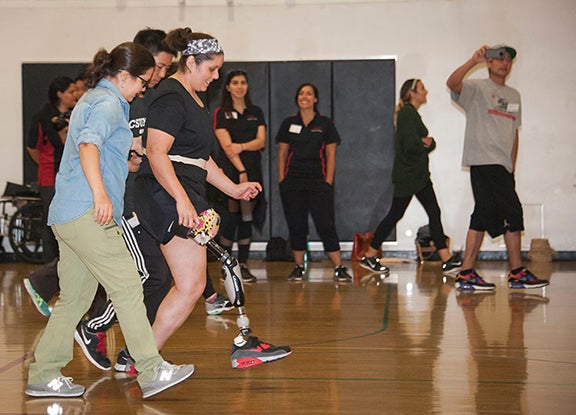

{"left": 170, "top": 208, "right": 292, "bottom": 368}
{"left": 133, "top": 28, "right": 290, "bottom": 369}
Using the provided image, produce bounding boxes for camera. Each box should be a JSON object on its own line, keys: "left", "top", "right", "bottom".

{"left": 52, "top": 111, "right": 71, "bottom": 131}
{"left": 485, "top": 48, "right": 505, "bottom": 60}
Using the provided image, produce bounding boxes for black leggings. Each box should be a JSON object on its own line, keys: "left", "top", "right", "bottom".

{"left": 371, "top": 182, "right": 448, "bottom": 251}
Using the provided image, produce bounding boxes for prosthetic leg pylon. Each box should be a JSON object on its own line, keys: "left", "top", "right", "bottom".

{"left": 170, "top": 209, "right": 292, "bottom": 368}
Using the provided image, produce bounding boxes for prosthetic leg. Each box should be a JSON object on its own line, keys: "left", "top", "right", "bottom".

{"left": 169, "top": 209, "right": 292, "bottom": 369}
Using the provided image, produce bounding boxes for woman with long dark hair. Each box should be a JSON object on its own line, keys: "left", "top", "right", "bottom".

{"left": 214, "top": 69, "right": 266, "bottom": 282}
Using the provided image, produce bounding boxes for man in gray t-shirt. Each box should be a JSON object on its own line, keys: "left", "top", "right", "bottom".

{"left": 446, "top": 44, "right": 548, "bottom": 291}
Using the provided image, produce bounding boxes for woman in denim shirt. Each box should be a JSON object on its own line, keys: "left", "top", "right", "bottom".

{"left": 26, "top": 42, "right": 195, "bottom": 400}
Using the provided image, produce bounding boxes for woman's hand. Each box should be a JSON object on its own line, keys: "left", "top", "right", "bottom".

{"left": 93, "top": 192, "right": 113, "bottom": 225}
{"left": 224, "top": 143, "right": 243, "bottom": 158}
{"left": 421, "top": 136, "right": 434, "bottom": 148}
{"left": 176, "top": 197, "right": 199, "bottom": 229}
{"left": 231, "top": 181, "right": 262, "bottom": 201}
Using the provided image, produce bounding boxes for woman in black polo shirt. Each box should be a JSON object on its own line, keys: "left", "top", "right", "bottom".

{"left": 214, "top": 70, "right": 266, "bottom": 282}
{"left": 276, "top": 83, "right": 351, "bottom": 282}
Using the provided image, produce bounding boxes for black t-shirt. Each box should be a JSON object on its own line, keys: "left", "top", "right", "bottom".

{"left": 142, "top": 78, "right": 214, "bottom": 161}
{"left": 137, "top": 77, "right": 214, "bottom": 210}
{"left": 275, "top": 112, "right": 340, "bottom": 181}
{"left": 124, "top": 89, "right": 157, "bottom": 216}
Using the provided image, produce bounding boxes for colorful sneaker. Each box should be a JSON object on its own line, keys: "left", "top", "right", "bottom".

{"left": 141, "top": 361, "right": 196, "bottom": 399}
{"left": 359, "top": 256, "right": 390, "bottom": 274}
{"left": 23, "top": 278, "right": 52, "bottom": 317}
{"left": 205, "top": 293, "right": 234, "bottom": 316}
{"left": 74, "top": 321, "right": 111, "bottom": 371}
{"left": 288, "top": 265, "right": 305, "bottom": 281}
{"left": 25, "top": 376, "right": 85, "bottom": 398}
{"left": 240, "top": 263, "right": 257, "bottom": 283}
{"left": 333, "top": 265, "right": 352, "bottom": 282}
{"left": 114, "top": 348, "right": 137, "bottom": 376}
{"left": 508, "top": 268, "right": 550, "bottom": 289}
{"left": 231, "top": 336, "right": 292, "bottom": 369}
{"left": 455, "top": 270, "right": 495, "bottom": 291}
{"left": 442, "top": 252, "right": 462, "bottom": 275}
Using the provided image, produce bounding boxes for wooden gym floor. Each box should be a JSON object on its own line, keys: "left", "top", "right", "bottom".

{"left": 1, "top": 258, "right": 575, "bottom": 414}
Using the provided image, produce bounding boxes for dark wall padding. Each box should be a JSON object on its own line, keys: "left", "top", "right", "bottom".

{"left": 22, "top": 63, "right": 89, "bottom": 186}
{"left": 23, "top": 59, "right": 395, "bottom": 243}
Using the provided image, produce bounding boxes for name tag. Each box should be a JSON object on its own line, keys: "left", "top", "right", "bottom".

{"left": 507, "top": 103, "right": 519, "bottom": 112}
{"left": 289, "top": 124, "right": 302, "bottom": 134}
{"left": 224, "top": 111, "right": 238, "bottom": 120}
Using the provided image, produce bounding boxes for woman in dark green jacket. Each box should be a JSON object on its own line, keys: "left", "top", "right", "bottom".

{"left": 360, "top": 79, "right": 461, "bottom": 275}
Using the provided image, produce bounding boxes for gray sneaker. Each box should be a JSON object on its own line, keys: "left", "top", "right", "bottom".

{"left": 25, "top": 376, "right": 85, "bottom": 398}
{"left": 205, "top": 293, "right": 234, "bottom": 316}
{"left": 141, "top": 361, "right": 195, "bottom": 399}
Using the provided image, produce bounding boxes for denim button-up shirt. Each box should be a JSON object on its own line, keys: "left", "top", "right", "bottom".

{"left": 48, "top": 78, "right": 131, "bottom": 227}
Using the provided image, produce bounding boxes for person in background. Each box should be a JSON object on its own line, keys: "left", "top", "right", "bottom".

{"left": 214, "top": 69, "right": 267, "bottom": 283}
{"left": 26, "top": 42, "right": 195, "bottom": 399}
{"left": 74, "top": 71, "right": 88, "bottom": 100}
{"left": 276, "top": 83, "right": 352, "bottom": 282}
{"left": 446, "top": 44, "right": 549, "bottom": 290}
{"left": 360, "top": 79, "right": 461, "bottom": 275}
{"left": 26, "top": 76, "right": 77, "bottom": 265}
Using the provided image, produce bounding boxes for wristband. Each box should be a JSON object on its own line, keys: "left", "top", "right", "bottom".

{"left": 238, "top": 170, "right": 247, "bottom": 174}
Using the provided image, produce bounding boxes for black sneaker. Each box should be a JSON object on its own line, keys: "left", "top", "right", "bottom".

{"left": 359, "top": 256, "right": 390, "bottom": 274}
{"left": 442, "top": 252, "right": 462, "bottom": 275}
{"left": 333, "top": 265, "right": 352, "bottom": 282}
{"left": 288, "top": 265, "right": 305, "bottom": 281}
{"left": 508, "top": 268, "right": 550, "bottom": 289}
{"left": 455, "top": 270, "right": 495, "bottom": 291}
{"left": 240, "top": 263, "right": 257, "bottom": 283}
{"left": 74, "top": 321, "right": 111, "bottom": 371}
{"left": 114, "top": 348, "right": 137, "bottom": 376}
{"left": 231, "top": 336, "right": 292, "bottom": 369}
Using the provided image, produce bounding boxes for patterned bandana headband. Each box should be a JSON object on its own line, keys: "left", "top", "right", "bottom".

{"left": 182, "top": 38, "right": 223, "bottom": 56}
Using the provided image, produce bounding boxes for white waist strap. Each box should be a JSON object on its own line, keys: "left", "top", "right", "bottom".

{"left": 168, "top": 155, "right": 207, "bottom": 170}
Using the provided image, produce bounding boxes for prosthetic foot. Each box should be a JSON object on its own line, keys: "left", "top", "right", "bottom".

{"left": 169, "top": 209, "right": 292, "bottom": 368}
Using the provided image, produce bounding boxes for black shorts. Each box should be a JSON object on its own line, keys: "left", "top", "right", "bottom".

{"left": 134, "top": 172, "right": 209, "bottom": 245}
{"left": 469, "top": 165, "right": 524, "bottom": 238}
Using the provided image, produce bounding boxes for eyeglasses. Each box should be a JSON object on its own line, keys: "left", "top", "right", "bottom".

{"left": 135, "top": 74, "right": 151, "bottom": 89}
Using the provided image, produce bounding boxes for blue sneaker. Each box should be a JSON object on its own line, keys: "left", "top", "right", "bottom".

{"left": 23, "top": 278, "right": 52, "bottom": 317}
{"left": 455, "top": 270, "right": 495, "bottom": 291}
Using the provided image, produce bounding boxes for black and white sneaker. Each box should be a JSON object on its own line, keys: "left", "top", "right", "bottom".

{"left": 333, "top": 265, "right": 352, "bottom": 282}
{"left": 359, "top": 256, "right": 390, "bottom": 274}
{"left": 288, "top": 265, "right": 305, "bottom": 281}
{"left": 74, "top": 321, "right": 111, "bottom": 371}
{"left": 442, "top": 252, "right": 462, "bottom": 275}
